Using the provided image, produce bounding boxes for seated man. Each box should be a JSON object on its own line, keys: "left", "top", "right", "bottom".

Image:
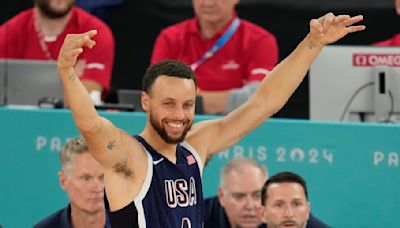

{"left": 34, "top": 136, "right": 111, "bottom": 228}
{"left": 259, "top": 171, "right": 329, "bottom": 228}
{"left": 204, "top": 158, "right": 329, "bottom": 228}
{"left": 0, "top": 0, "right": 115, "bottom": 104}
{"left": 151, "top": 0, "right": 278, "bottom": 114}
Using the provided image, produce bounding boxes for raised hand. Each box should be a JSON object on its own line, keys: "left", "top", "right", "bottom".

{"left": 308, "top": 13, "right": 365, "bottom": 47}
{"left": 57, "top": 30, "right": 97, "bottom": 76}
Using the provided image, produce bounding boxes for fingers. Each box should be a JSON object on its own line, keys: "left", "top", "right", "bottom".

{"left": 57, "top": 30, "right": 97, "bottom": 70}
{"left": 309, "top": 18, "right": 323, "bottom": 33}
{"left": 346, "top": 25, "right": 366, "bottom": 33}
{"left": 314, "top": 13, "right": 365, "bottom": 34}
{"left": 65, "top": 30, "right": 97, "bottom": 50}
{"left": 339, "top": 15, "right": 365, "bottom": 34}
{"left": 322, "top": 12, "right": 334, "bottom": 29}
{"left": 342, "top": 15, "right": 363, "bottom": 27}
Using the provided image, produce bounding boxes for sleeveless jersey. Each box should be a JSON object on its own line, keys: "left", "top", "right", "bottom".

{"left": 134, "top": 135, "right": 204, "bottom": 228}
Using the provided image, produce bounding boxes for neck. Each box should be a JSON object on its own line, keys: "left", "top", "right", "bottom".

{"left": 35, "top": 7, "right": 72, "bottom": 37}
{"left": 141, "top": 125, "right": 178, "bottom": 163}
{"left": 70, "top": 207, "right": 105, "bottom": 228}
{"left": 199, "top": 15, "right": 233, "bottom": 40}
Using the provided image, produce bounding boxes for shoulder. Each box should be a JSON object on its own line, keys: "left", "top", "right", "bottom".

{"left": 307, "top": 213, "right": 331, "bottom": 228}
{"left": 204, "top": 196, "right": 230, "bottom": 228}
{"left": 390, "top": 33, "right": 400, "bottom": 45}
{"left": 374, "top": 33, "right": 400, "bottom": 46}
{"left": 2, "top": 8, "right": 34, "bottom": 27}
{"left": 33, "top": 207, "right": 67, "bottom": 228}
{"left": 72, "top": 7, "right": 113, "bottom": 34}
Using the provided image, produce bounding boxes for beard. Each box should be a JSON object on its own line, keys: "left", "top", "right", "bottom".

{"left": 36, "top": 0, "right": 74, "bottom": 19}
{"left": 150, "top": 112, "right": 192, "bottom": 144}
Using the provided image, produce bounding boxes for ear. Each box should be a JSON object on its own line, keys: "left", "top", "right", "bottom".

{"left": 257, "top": 205, "right": 267, "bottom": 223}
{"left": 59, "top": 171, "right": 68, "bottom": 191}
{"left": 141, "top": 91, "right": 150, "bottom": 112}
{"left": 306, "top": 202, "right": 311, "bottom": 220}
{"left": 217, "top": 187, "right": 225, "bottom": 206}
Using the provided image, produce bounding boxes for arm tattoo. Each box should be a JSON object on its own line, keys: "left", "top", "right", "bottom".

{"left": 307, "top": 41, "right": 316, "bottom": 49}
{"left": 107, "top": 140, "right": 116, "bottom": 150}
{"left": 68, "top": 71, "right": 77, "bottom": 81}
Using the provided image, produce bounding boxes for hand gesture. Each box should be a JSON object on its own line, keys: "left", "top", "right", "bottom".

{"left": 57, "top": 30, "right": 97, "bottom": 76}
{"left": 309, "top": 13, "right": 365, "bottom": 46}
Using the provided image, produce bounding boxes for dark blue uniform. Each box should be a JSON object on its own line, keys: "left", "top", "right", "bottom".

{"left": 134, "top": 135, "right": 204, "bottom": 228}
{"left": 34, "top": 204, "right": 111, "bottom": 228}
{"left": 204, "top": 196, "right": 331, "bottom": 228}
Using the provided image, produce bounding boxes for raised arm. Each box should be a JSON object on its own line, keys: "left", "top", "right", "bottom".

{"left": 57, "top": 30, "right": 129, "bottom": 168}
{"left": 189, "top": 13, "right": 365, "bottom": 157}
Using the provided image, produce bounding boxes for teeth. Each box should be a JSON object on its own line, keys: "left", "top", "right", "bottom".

{"left": 168, "top": 122, "right": 183, "bottom": 128}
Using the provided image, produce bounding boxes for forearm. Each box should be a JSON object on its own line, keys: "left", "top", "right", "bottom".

{"left": 255, "top": 34, "right": 323, "bottom": 112}
{"left": 60, "top": 67, "right": 101, "bottom": 133}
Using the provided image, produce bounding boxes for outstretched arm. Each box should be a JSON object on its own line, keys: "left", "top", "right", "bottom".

{"left": 57, "top": 30, "right": 129, "bottom": 168}
{"left": 189, "top": 13, "right": 366, "bottom": 158}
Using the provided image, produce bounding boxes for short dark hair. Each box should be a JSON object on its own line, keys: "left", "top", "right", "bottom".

{"left": 261, "top": 171, "right": 308, "bottom": 206}
{"left": 142, "top": 60, "right": 198, "bottom": 94}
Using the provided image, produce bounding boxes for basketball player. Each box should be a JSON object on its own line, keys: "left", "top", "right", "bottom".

{"left": 55, "top": 13, "right": 365, "bottom": 227}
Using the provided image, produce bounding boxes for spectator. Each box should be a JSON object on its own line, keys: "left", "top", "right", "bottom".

{"left": 259, "top": 171, "right": 328, "bottom": 228}
{"left": 374, "top": 0, "right": 400, "bottom": 46}
{"left": 151, "top": 0, "right": 278, "bottom": 114}
{"left": 34, "top": 136, "right": 110, "bottom": 228}
{"left": 0, "top": 0, "right": 115, "bottom": 104}
{"left": 204, "top": 158, "right": 329, "bottom": 228}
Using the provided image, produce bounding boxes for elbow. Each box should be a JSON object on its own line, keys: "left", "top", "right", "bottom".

{"left": 254, "top": 91, "right": 287, "bottom": 118}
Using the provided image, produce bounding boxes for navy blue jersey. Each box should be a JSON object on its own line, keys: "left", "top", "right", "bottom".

{"left": 134, "top": 135, "right": 204, "bottom": 228}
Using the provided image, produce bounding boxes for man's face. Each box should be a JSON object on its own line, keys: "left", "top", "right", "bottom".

{"left": 218, "top": 166, "right": 265, "bottom": 228}
{"left": 192, "top": 0, "right": 238, "bottom": 25}
{"left": 261, "top": 183, "right": 310, "bottom": 228}
{"left": 36, "top": 0, "right": 74, "bottom": 19}
{"left": 143, "top": 75, "right": 196, "bottom": 144}
{"left": 60, "top": 152, "right": 104, "bottom": 213}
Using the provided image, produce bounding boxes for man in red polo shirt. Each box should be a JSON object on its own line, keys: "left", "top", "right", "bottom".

{"left": 0, "top": 0, "right": 114, "bottom": 103}
{"left": 374, "top": 0, "right": 400, "bottom": 46}
{"left": 151, "top": 0, "right": 278, "bottom": 114}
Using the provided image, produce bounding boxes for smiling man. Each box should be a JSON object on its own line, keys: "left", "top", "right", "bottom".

{"left": 55, "top": 12, "right": 364, "bottom": 227}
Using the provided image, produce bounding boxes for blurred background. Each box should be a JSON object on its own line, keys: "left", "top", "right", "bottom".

{"left": 2, "top": 0, "right": 399, "bottom": 118}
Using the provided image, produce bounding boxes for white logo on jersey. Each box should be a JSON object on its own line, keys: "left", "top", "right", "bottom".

{"left": 165, "top": 177, "right": 197, "bottom": 208}
{"left": 153, "top": 158, "right": 164, "bottom": 165}
{"left": 221, "top": 60, "right": 240, "bottom": 70}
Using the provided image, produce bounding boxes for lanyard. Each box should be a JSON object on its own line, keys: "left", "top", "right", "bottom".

{"left": 190, "top": 17, "right": 241, "bottom": 71}
{"left": 34, "top": 13, "right": 55, "bottom": 60}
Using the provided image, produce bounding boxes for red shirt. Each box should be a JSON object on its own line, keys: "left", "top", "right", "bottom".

{"left": 0, "top": 7, "right": 114, "bottom": 92}
{"left": 151, "top": 16, "right": 278, "bottom": 91}
{"left": 374, "top": 34, "right": 400, "bottom": 46}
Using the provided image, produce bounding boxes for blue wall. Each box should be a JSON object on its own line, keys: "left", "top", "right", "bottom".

{"left": 0, "top": 107, "right": 399, "bottom": 227}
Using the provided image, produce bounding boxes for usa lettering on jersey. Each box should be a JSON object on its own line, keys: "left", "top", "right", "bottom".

{"left": 165, "top": 177, "right": 197, "bottom": 208}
